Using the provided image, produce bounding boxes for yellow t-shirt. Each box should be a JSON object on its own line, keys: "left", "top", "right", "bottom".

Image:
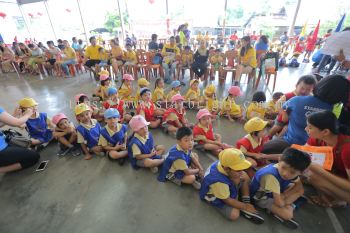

{"left": 77, "top": 119, "right": 99, "bottom": 144}
{"left": 168, "top": 145, "right": 192, "bottom": 173}
{"left": 185, "top": 88, "right": 200, "bottom": 101}
{"left": 267, "top": 100, "right": 278, "bottom": 113}
{"left": 99, "top": 51, "right": 109, "bottom": 61}
{"left": 111, "top": 46, "right": 123, "bottom": 58}
{"left": 124, "top": 50, "right": 137, "bottom": 63}
{"left": 131, "top": 133, "right": 149, "bottom": 158}
{"left": 207, "top": 163, "right": 231, "bottom": 199}
{"left": 98, "top": 124, "right": 123, "bottom": 147}
{"left": 246, "top": 102, "right": 266, "bottom": 119}
{"left": 85, "top": 45, "right": 102, "bottom": 60}
{"left": 162, "top": 44, "right": 180, "bottom": 64}
{"left": 167, "top": 90, "right": 180, "bottom": 101}
{"left": 240, "top": 47, "right": 257, "bottom": 68}
{"left": 152, "top": 87, "right": 166, "bottom": 102}
{"left": 220, "top": 97, "right": 241, "bottom": 116}
{"left": 181, "top": 53, "right": 193, "bottom": 66}
{"left": 63, "top": 47, "right": 76, "bottom": 60}
{"left": 206, "top": 97, "right": 219, "bottom": 113}
{"left": 118, "top": 84, "right": 133, "bottom": 101}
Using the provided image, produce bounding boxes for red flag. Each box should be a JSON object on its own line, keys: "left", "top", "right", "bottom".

{"left": 311, "top": 20, "right": 320, "bottom": 44}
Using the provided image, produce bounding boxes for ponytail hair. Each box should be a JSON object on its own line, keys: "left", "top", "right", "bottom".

{"left": 240, "top": 36, "right": 252, "bottom": 57}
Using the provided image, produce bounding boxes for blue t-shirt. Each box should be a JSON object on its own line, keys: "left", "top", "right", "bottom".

{"left": 0, "top": 107, "right": 8, "bottom": 151}
{"left": 255, "top": 42, "right": 268, "bottom": 51}
{"left": 283, "top": 96, "right": 332, "bottom": 145}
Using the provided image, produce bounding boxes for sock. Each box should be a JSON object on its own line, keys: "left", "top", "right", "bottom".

{"left": 242, "top": 196, "right": 251, "bottom": 204}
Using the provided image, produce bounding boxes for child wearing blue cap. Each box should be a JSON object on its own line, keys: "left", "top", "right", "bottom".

{"left": 98, "top": 108, "right": 128, "bottom": 165}
{"left": 102, "top": 87, "right": 132, "bottom": 123}
{"left": 167, "top": 80, "right": 182, "bottom": 101}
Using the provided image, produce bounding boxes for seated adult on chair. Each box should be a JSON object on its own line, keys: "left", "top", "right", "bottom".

{"left": 233, "top": 36, "right": 257, "bottom": 86}
{"left": 59, "top": 40, "right": 76, "bottom": 78}
{"left": 84, "top": 36, "right": 102, "bottom": 71}
{"left": 0, "top": 42, "right": 15, "bottom": 73}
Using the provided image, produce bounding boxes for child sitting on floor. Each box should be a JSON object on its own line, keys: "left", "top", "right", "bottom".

{"left": 152, "top": 78, "right": 167, "bottom": 105}
{"left": 204, "top": 84, "right": 220, "bottom": 115}
{"left": 118, "top": 74, "right": 135, "bottom": 102}
{"left": 246, "top": 91, "right": 267, "bottom": 120}
{"left": 128, "top": 115, "right": 165, "bottom": 173}
{"left": 199, "top": 148, "right": 264, "bottom": 224}
{"left": 75, "top": 93, "right": 104, "bottom": 122}
{"left": 18, "top": 97, "right": 54, "bottom": 149}
{"left": 94, "top": 74, "right": 112, "bottom": 101}
{"left": 162, "top": 94, "right": 191, "bottom": 136}
{"left": 265, "top": 92, "right": 284, "bottom": 120}
{"left": 102, "top": 87, "right": 132, "bottom": 123}
{"left": 193, "top": 109, "right": 232, "bottom": 156}
{"left": 167, "top": 80, "right": 183, "bottom": 101}
{"left": 98, "top": 108, "right": 128, "bottom": 165}
{"left": 136, "top": 77, "right": 150, "bottom": 102}
{"left": 158, "top": 127, "right": 203, "bottom": 189}
{"left": 220, "top": 86, "right": 243, "bottom": 122}
{"left": 75, "top": 103, "right": 103, "bottom": 160}
{"left": 136, "top": 88, "right": 165, "bottom": 128}
{"left": 52, "top": 113, "right": 80, "bottom": 156}
{"left": 250, "top": 148, "right": 311, "bottom": 229}
{"left": 184, "top": 79, "right": 204, "bottom": 108}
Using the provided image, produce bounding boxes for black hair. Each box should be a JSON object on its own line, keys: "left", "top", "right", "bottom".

{"left": 57, "top": 39, "right": 63, "bottom": 43}
{"left": 170, "top": 36, "right": 175, "bottom": 40}
{"left": 272, "top": 92, "right": 284, "bottom": 100}
{"left": 158, "top": 43, "right": 164, "bottom": 50}
{"left": 281, "top": 148, "right": 311, "bottom": 172}
{"left": 89, "top": 36, "right": 96, "bottom": 42}
{"left": 252, "top": 91, "right": 266, "bottom": 102}
{"left": 47, "top": 40, "right": 54, "bottom": 45}
{"left": 78, "top": 39, "right": 83, "bottom": 44}
{"left": 296, "top": 75, "right": 317, "bottom": 86}
{"left": 313, "top": 74, "right": 350, "bottom": 105}
{"left": 327, "top": 29, "right": 332, "bottom": 33}
{"left": 154, "top": 78, "right": 163, "bottom": 89}
{"left": 260, "top": 35, "right": 268, "bottom": 44}
{"left": 176, "top": 127, "right": 193, "bottom": 140}
{"left": 28, "top": 44, "right": 34, "bottom": 49}
{"left": 140, "top": 88, "right": 151, "bottom": 96}
{"left": 72, "top": 37, "right": 77, "bottom": 41}
{"left": 125, "top": 43, "right": 132, "bottom": 47}
{"left": 151, "top": 34, "right": 157, "bottom": 40}
{"left": 307, "top": 110, "right": 339, "bottom": 135}
{"left": 101, "top": 79, "right": 109, "bottom": 86}
{"left": 78, "top": 95, "right": 88, "bottom": 104}
{"left": 184, "top": 45, "right": 191, "bottom": 50}
{"left": 240, "top": 36, "right": 252, "bottom": 57}
{"left": 98, "top": 47, "right": 104, "bottom": 52}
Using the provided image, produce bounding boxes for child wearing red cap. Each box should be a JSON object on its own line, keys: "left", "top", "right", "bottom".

{"left": 118, "top": 74, "right": 135, "bottom": 102}
{"left": 52, "top": 113, "right": 80, "bottom": 156}
{"left": 220, "top": 86, "right": 243, "bottom": 122}
{"left": 162, "top": 94, "right": 191, "bottom": 136}
{"left": 128, "top": 115, "right": 165, "bottom": 172}
{"left": 136, "top": 88, "right": 165, "bottom": 128}
{"left": 193, "top": 109, "right": 232, "bottom": 156}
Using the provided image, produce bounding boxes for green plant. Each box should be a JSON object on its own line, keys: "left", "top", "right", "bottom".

{"left": 104, "top": 11, "right": 129, "bottom": 32}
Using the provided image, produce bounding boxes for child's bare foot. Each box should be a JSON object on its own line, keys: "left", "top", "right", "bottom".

{"left": 84, "top": 154, "right": 93, "bottom": 160}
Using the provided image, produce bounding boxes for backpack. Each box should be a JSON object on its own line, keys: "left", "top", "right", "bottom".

{"left": 152, "top": 53, "right": 163, "bottom": 65}
{"left": 2, "top": 128, "right": 32, "bottom": 148}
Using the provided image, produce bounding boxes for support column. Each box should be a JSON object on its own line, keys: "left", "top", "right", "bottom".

{"left": 117, "top": 0, "right": 125, "bottom": 43}
{"left": 288, "top": 0, "right": 301, "bottom": 36}
{"left": 76, "top": 0, "right": 89, "bottom": 44}
{"left": 43, "top": 0, "right": 57, "bottom": 41}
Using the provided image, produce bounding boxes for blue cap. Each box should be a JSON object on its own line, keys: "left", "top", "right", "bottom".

{"left": 140, "top": 87, "right": 151, "bottom": 96}
{"left": 171, "top": 80, "right": 181, "bottom": 88}
{"left": 107, "top": 87, "right": 118, "bottom": 96}
{"left": 104, "top": 108, "right": 120, "bottom": 119}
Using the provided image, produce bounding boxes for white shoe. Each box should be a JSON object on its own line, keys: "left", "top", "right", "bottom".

{"left": 192, "top": 180, "right": 201, "bottom": 190}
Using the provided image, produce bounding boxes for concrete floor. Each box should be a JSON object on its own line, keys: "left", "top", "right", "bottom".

{"left": 0, "top": 64, "right": 349, "bottom": 233}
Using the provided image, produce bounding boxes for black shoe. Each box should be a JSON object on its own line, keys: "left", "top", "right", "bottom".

{"left": 118, "top": 157, "right": 126, "bottom": 166}
{"left": 241, "top": 210, "right": 264, "bottom": 224}
{"left": 273, "top": 214, "right": 299, "bottom": 229}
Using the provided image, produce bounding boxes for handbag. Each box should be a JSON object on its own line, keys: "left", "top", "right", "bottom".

{"left": 2, "top": 128, "right": 32, "bottom": 148}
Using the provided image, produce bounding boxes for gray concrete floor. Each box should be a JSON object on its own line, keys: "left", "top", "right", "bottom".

{"left": 0, "top": 64, "right": 349, "bottom": 233}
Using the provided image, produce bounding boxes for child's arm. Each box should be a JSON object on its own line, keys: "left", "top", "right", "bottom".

{"left": 103, "top": 143, "right": 124, "bottom": 152}
{"left": 223, "top": 198, "right": 258, "bottom": 213}
{"left": 53, "top": 130, "right": 68, "bottom": 138}
{"left": 244, "top": 151, "right": 265, "bottom": 160}
{"left": 80, "top": 143, "right": 91, "bottom": 156}
{"left": 281, "top": 179, "right": 304, "bottom": 205}
{"left": 190, "top": 152, "right": 204, "bottom": 176}
{"left": 183, "top": 167, "right": 200, "bottom": 175}
{"left": 94, "top": 86, "right": 102, "bottom": 96}
{"left": 272, "top": 192, "right": 286, "bottom": 208}
{"left": 134, "top": 147, "right": 157, "bottom": 160}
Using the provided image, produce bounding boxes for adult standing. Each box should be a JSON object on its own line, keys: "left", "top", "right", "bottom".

{"left": 305, "top": 111, "right": 350, "bottom": 207}
{"left": 0, "top": 107, "right": 40, "bottom": 173}
{"left": 191, "top": 40, "right": 209, "bottom": 80}
{"left": 84, "top": 36, "right": 102, "bottom": 71}
{"left": 233, "top": 36, "right": 257, "bottom": 86}
{"left": 161, "top": 36, "right": 180, "bottom": 83}
{"left": 229, "top": 30, "right": 239, "bottom": 44}
{"left": 262, "top": 75, "right": 350, "bottom": 154}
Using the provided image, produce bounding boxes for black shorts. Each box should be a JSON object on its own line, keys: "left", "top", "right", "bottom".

{"left": 0, "top": 145, "right": 40, "bottom": 169}
{"left": 47, "top": 59, "right": 56, "bottom": 65}
{"left": 85, "top": 59, "right": 101, "bottom": 68}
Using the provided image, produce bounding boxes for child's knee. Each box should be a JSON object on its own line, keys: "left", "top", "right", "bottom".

{"left": 229, "top": 209, "right": 240, "bottom": 221}
{"left": 182, "top": 174, "right": 196, "bottom": 184}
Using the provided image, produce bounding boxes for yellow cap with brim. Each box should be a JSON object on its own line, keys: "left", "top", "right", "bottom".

{"left": 138, "top": 78, "right": 150, "bottom": 87}
{"left": 74, "top": 103, "right": 91, "bottom": 116}
{"left": 244, "top": 117, "right": 268, "bottom": 134}
{"left": 190, "top": 79, "right": 199, "bottom": 87}
{"left": 219, "top": 148, "right": 251, "bottom": 171}
{"left": 18, "top": 97, "right": 38, "bottom": 108}
{"left": 98, "top": 70, "right": 110, "bottom": 76}
{"left": 205, "top": 84, "right": 216, "bottom": 94}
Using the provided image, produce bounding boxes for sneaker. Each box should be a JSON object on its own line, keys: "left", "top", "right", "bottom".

{"left": 150, "top": 167, "right": 158, "bottom": 174}
{"left": 118, "top": 157, "right": 126, "bottom": 166}
{"left": 273, "top": 214, "right": 299, "bottom": 229}
{"left": 192, "top": 180, "right": 201, "bottom": 190}
{"left": 241, "top": 210, "right": 264, "bottom": 225}
{"left": 57, "top": 148, "right": 70, "bottom": 156}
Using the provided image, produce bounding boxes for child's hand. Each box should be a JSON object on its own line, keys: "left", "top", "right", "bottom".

{"left": 65, "top": 127, "right": 75, "bottom": 134}
{"left": 243, "top": 203, "right": 258, "bottom": 214}
{"left": 150, "top": 149, "right": 157, "bottom": 156}
{"left": 198, "top": 169, "right": 204, "bottom": 178}
{"left": 121, "top": 143, "right": 126, "bottom": 150}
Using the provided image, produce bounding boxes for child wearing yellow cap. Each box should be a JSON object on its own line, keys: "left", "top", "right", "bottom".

{"left": 184, "top": 79, "right": 204, "bottom": 108}
{"left": 204, "top": 84, "right": 220, "bottom": 115}
{"left": 246, "top": 91, "right": 267, "bottom": 120}
{"left": 136, "top": 77, "right": 150, "bottom": 102}
{"left": 75, "top": 103, "right": 103, "bottom": 160}
{"left": 236, "top": 117, "right": 271, "bottom": 173}
{"left": 220, "top": 86, "right": 243, "bottom": 122}
{"left": 199, "top": 148, "right": 264, "bottom": 224}
{"left": 17, "top": 97, "right": 54, "bottom": 149}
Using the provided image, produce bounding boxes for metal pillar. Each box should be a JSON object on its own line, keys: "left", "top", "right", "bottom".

{"left": 117, "top": 0, "right": 125, "bottom": 43}
{"left": 17, "top": 4, "right": 32, "bottom": 38}
{"left": 288, "top": 0, "right": 301, "bottom": 37}
{"left": 222, "top": 0, "right": 228, "bottom": 32}
{"left": 76, "top": 0, "right": 89, "bottom": 44}
{"left": 43, "top": 0, "right": 57, "bottom": 41}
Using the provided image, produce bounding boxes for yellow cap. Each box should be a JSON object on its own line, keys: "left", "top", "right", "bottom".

{"left": 98, "top": 70, "right": 109, "bottom": 76}
{"left": 190, "top": 79, "right": 199, "bottom": 87}
{"left": 18, "top": 97, "right": 38, "bottom": 108}
{"left": 244, "top": 117, "right": 268, "bottom": 133}
{"left": 205, "top": 84, "right": 216, "bottom": 94}
{"left": 138, "top": 78, "right": 150, "bottom": 87}
{"left": 219, "top": 148, "right": 251, "bottom": 171}
{"left": 74, "top": 103, "right": 91, "bottom": 116}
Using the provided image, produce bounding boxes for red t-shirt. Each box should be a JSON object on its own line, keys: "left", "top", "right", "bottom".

{"left": 193, "top": 123, "right": 214, "bottom": 144}
{"left": 305, "top": 36, "right": 316, "bottom": 51}
{"left": 136, "top": 101, "right": 155, "bottom": 122}
{"left": 230, "top": 34, "right": 238, "bottom": 41}
{"left": 162, "top": 108, "right": 186, "bottom": 127}
{"left": 236, "top": 136, "right": 269, "bottom": 167}
{"left": 250, "top": 34, "right": 258, "bottom": 41}
{"left": 102, "top": 99, "right": 125, "bottom": 117}
{"left": 307, "top": 134, "right": 350, "bottom": 178}
{"left": 294, "top": 42, "right": 305, "bottom": 53}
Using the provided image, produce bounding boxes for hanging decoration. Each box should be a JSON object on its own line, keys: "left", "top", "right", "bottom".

{"left": 37, "top": 12, "right": 43, "bottom": 16}
{"left": 28, "top": 13, "right": 34, "bottom": 18}
{"left": 66, "top": 8, "right": 72, "bottom": 13}
{"left": 148, "top": 0, "right": 155, "bottom": 4}
{"left": 0, "top": 12, "right": 6, "bottom": 19}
